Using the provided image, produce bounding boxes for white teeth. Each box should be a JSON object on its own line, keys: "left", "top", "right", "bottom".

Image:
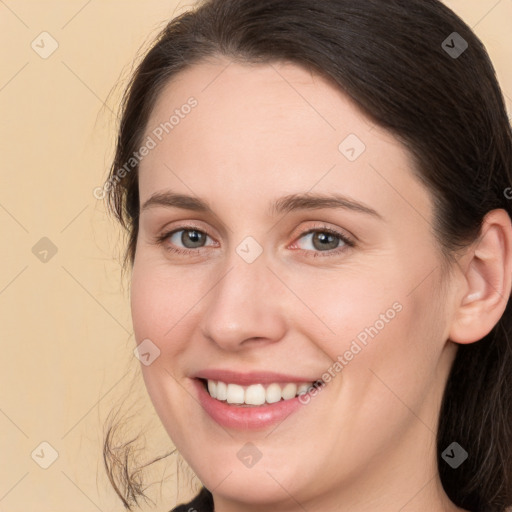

{"left": 207, "top": 380, "right": 217, "bottom": 399}
{"left": 245, "top": 384, "right": 266, "bottom": 405}
{"left": 266, "top": 383, "right": 282, "bottom": 404}
{"left": 282, "top": 383, "right": 297, "bottom": 400}
{"left": 216, "top": 381, "right": 227, "bottom": 401}
{"left": 226, "top": 383, "right": 245, "bottom": 404}
{"left": 205, "top": 379, "right": 318, "bottom": 405}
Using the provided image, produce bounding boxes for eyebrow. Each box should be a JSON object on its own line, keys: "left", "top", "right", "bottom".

{"left": 141, "top": 190, "right": 382, "bottom": 219}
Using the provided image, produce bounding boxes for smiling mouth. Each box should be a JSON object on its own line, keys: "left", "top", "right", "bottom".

{"left": 198, "top": 378, "right": 323, "bottom": 407}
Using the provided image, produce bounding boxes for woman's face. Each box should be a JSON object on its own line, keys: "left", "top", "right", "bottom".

{"left": 131, "top": 59, "right": 460, "bottom": 509}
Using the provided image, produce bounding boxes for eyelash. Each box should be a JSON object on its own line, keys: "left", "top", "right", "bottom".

{"left": 154, "top": 223, "right": 355, "bottom": 259}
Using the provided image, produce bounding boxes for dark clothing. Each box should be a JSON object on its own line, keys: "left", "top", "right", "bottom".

{"left": 170, "top": 487, "right": 214, "bottom": 512}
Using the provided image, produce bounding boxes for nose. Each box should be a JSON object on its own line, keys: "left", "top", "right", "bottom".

{"left": 199, "top": 251, "right": 288, "bottom": 352}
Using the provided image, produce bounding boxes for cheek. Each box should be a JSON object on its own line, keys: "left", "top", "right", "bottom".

{"left": 326, "top": 269, "right": 447, "bottom": 436}
{"left": 130, "top": 261, "right": 203, "bottom": 441}
{"left": 130, "top": 259, "right": 199, "bottom": 347}
{"left": 297, "top": 261, "right": 445, "bottom": 389}
{"left": 130, "top": 273, "right": 164, "bottom": 348}
{"left": 284, "top": 267, "right": 406, "bottom": 357}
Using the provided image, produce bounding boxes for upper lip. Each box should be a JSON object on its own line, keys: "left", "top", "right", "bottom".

{"left": 193, "top": 369, "right": 321, "bottom": 386}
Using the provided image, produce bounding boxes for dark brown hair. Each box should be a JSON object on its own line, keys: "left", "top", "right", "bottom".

{"left": 102, "top": 0, "right": 512, "bottom": 510}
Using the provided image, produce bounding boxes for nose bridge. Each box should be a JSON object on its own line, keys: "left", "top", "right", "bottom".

{"left": 199, "top": 246, "right": 287, "bottom": 350}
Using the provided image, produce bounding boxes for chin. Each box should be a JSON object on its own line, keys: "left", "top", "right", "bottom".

{"left": 203, "top": 469, "right": 301, "bottom": 507}
{"left": 187, "top": 442, "right": 323, "bottom": 507}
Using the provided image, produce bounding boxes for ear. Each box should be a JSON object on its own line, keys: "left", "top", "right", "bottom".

{"left": 449, "top": 209, "right": 512, "bottom": 344}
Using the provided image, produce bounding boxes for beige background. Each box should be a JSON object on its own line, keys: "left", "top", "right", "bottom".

{"left": 0, "top": 1, "right": 511, "bottom": 511}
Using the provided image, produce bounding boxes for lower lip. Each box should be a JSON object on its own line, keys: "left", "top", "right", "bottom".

{"left": 193, "top": 379, "right": 305, "bottom": 430}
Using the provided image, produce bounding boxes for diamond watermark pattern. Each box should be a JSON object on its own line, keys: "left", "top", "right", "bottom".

{"left": 32, "top": 237, "right": 58, "bottom": 263}
{"left": 236, "top": 236, "right": 263, "bottom": 264}
{"left": 31, "top": 32, "right": 59, "bottom": 59}
{"left": 134, "top": 338, "right": 161, "bottom": 366}
{"left": 442, "top": 32, "right": 468, "bottom": 59}
{"left": 339, "top": 134, "right": 366, "bottom": 161}
{"left": 237, "top": 442, "right": 263, "bottom": 468}
{"left": 31, "top": 441, "right": 59, "bottom": 469}
{"left": 441, "top": 441, "right": 468, "bottom": 469}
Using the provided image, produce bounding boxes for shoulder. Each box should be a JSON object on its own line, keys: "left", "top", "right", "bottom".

{"left": 169, "top": 486, "right": 214, "bottom": 512}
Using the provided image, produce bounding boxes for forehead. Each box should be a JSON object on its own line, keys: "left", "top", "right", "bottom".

{"left": 144, "top": 58, "right": 376, "bottom": 149}
{"left": 138, "top": 58, "right": 429, "bottom": 224}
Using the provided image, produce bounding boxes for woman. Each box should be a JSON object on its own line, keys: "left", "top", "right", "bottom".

{"left": 102, "top": 0, "right": 512, "bottom": 510}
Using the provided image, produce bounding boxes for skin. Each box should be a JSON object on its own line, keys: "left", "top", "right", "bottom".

{"left": 130, "top": 57, "right": 512, "bottom": 512}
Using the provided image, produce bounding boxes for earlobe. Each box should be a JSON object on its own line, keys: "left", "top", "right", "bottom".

{"left": 449, "top": 209, "right": 512, "bottom": 345}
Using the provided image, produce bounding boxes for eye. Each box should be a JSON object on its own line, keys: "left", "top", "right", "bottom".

{"left": 291, "top": 226, "right": 354, "bottom": 258}
{"left": 169, "top": 228, "right": 210, "bottom": 249}
{"left": 154, "top": 223, "right": 355, "bottom": 258}
{"left": 155, "top": 225, "right": 216, "bottom": 255}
